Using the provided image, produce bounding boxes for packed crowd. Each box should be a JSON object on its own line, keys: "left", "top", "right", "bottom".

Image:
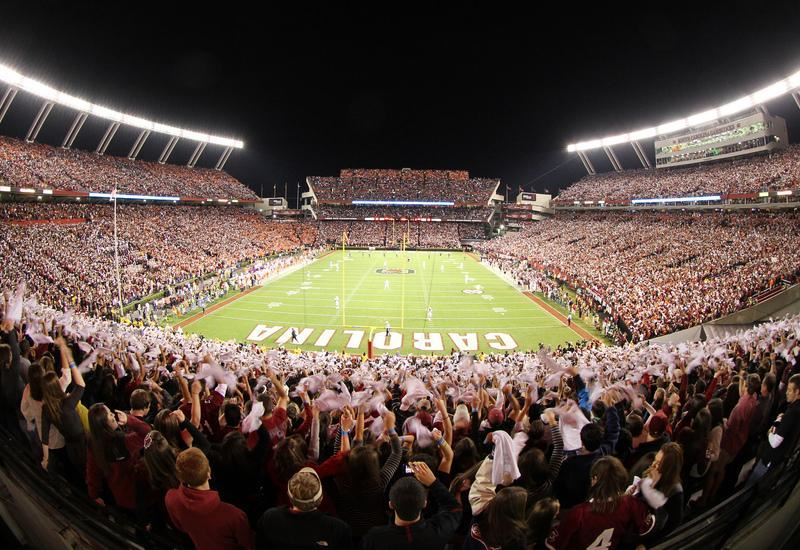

{"left": 0, "top": 136, "right": 258, "bottom": 200}
{"left": 317, "top": 206, "right": 493, "bottom": 222}
{"left": 309, "top": 169, "right": 499, "bottom": 204}
{"left": 318, "top": 221, "right": 485, "bottom": 248}
{"left": 479, "top": 212, "right": 800, "bottom": 342}
{"left": 555, "top": 144, "right": 800, "bottom": 202}
{"left": 1, "top": 289, "right": 799, "bottom": 549}
{"left": 0, "top": 203, "right": 317, "bottom": 316}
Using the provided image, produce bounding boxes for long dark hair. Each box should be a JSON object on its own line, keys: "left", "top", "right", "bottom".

{"left": 589, "top": 456, "right": 628, "bottom": 514}
{"left": 41, "top": 372, "right": 65, "bottom": 428}
{"left": 28, "top": 362, "right": 45, "bottom": 401}
{"left": 528, "top": 497, "right": 559, "bottom": 548}
{"left": 88, "top": 404, "right": 129, "bottom": 475}
{"left": 477, "top": 486, "right": 528, "bottom": 547}
{"left": 0, "top": 344, "right": 10, "bottom": 369}
{"left": 653, "top": 442, "right": 683, "bottom": 495}
{"left": 708, "top": 398, "right": 724, "bottom": 428}
{"left": 274, "top": 435, "right": 308, "bottom": 481}
{"left": 154, "top": 409, "right": 184, "bottom": 450}
{"left": 347, "top": 445, "right": 380, "bottom": 491}
{"left": 143, "top": 431, "right": 179, "bottom": 491}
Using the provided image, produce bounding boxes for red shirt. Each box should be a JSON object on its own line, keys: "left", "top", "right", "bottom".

{"left": 165, "top": 486, "right": 254, "bottom": 550}
{"left": 553, "top": 495, "right": 654, "bottom": 550}
{"left": 86, "top": 416, "right": 151, "bottom": 510}
{"left": 262, "top": 407, "right": 288, "bottom": 447}
{"left": 721, "top": 392, "right": 758, "bottom": 457}
{"left": 180, "top": 391, "right": 224, "bottom": 439}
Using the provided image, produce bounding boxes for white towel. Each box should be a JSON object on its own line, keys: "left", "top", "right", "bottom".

{"left": 242, "top": 401, "right": 265, "bottom": 433}
{"left": 491, "top": 430, "right": 521, "bottom": 486}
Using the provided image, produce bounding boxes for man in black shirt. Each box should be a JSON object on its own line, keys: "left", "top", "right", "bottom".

{"left": 257, "top": 467, "right": 352, "bottom": 550}
{"left": 361, "top": 462, "right": 462, "bottom": 550}
{"left": 749, "top": 374, "right": 800, "bottom": 485}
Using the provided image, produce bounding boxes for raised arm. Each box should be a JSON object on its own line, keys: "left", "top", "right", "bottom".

{"left": 267, "top": 366, "right": 289, "bottom": 410}
{"left": 435, "top": 398, "right": 452, "bottom": 446}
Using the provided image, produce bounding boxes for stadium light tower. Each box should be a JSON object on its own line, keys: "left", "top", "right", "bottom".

{"left": 566, "top": 67, "right": 800, "bottom": 175}
{"left": 0, "top": 61, "right": 244, "bottom": 168}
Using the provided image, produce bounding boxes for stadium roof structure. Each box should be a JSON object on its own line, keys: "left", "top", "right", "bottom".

{"left": 566, "top": 67, "right": 800, "bottom": 175}
{"left": 0, "top": 61, "right": 243, "bottom": 170}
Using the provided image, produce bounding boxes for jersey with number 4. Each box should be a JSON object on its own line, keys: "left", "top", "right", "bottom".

{"left": 552, "top": 496, "right": 654, "bottom": 550}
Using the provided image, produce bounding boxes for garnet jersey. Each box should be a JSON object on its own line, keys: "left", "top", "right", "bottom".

{"left": 552, "top": 496, "right": 655, "bottom": 550}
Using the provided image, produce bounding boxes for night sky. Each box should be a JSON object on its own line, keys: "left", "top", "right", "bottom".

{"left": 1, "top": 2, "right": 800, "bottom": 206}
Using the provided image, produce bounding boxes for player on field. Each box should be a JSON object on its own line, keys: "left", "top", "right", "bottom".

{"left": 426, "top": 306, "right": 432, "bottom": 321}
{"left": 334, "top": 296, "right": 340, "bottom": 309}
{"left": 384, "top": 279, "right": 390, "bottom": 290}
{"left": 385, "top": 321, "right": 391, "bottom": 336}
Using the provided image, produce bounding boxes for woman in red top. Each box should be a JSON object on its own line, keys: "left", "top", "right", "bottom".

{"left": 553, "top": 457, "right": 655, "bottom": 550}
{"left": 86, "top": 403, "right": 151, "bottom": 510}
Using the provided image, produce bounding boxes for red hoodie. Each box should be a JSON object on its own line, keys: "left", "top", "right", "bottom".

{"left": 165, "top": 486, "right": 254, "bottom": 550}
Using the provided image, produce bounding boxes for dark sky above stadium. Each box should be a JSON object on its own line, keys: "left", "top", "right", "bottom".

{"left": 2, "top": 1, "right": 800, "bottom": 204}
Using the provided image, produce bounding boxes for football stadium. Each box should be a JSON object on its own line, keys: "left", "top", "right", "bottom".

{"left": 1, "top": 7, "right": 800, "bottom": 550}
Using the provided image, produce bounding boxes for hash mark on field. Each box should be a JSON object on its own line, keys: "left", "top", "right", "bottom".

{"left": 286, "top": 290, "right": 299, "bottom": 296}
{"left": 492, "top": 307, "right": 507, "bottom": 315}
{"left": 267, "top": 302, "right": 283, "bottom": 309}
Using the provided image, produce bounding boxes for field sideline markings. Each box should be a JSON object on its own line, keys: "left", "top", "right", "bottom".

{"left": 225, "top": 304, "right": 553, "bottom": 318}
{"left": 465, "top": 254, "right": 596, "bottom": 342}
{"left": 179, "top": 257, "right": 314, "bottom": 330}
{"left": 208, "top": 314, "right": 567, "bottom": 330}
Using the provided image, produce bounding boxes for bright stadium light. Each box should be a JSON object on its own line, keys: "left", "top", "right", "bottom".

{"left": 567, "top": 66, "right": 800, "bottom": 152}
{"left": 601, "top": 134, "right": 629, "bottom": 146}
{"left": 631, "top": 195, "right": 721, "bottom": 204}
{"left": 718, "top": 96, "right": 753, "bottom": 117}
{"left": 0, "top": 61, "right": 244, "bottom": 149}
{"left": 752, "top": 80, "right": 789, "bottom": 104}
{"left": 89, "top": 192, "right": 180, "bottom": 201}
{"left": 656, "top": 119, "right": 688, "bottom": 135}
{"left": 687, "top": 109, "right": 719, "bottom": 126}
{"left": 351, "top": 200, "right": 456, "bottom": 207}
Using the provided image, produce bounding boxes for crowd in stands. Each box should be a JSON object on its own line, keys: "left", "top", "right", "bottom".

{"left": 1, "top": 289, "right": 799, "bottom": 549}
{"left": 555, "top": 144, "right": 800, "bottom": 202}
{"left": 309, "top": 169, "right": 499, "bottom": 204}
{"left": 479, "top": 212, "right": 800, "bottom": 342}
{"left": 0, "top": 136, "right": 258, "bottom": 200}
{"left": 0, "top": 203, "right": 317, "bottom": 316}
{"left": 138, "top": 251, "right": 320, "bottom": 323}
{"left": 317, "top": 206, "right": 492, "bottom": 222}
{"left": 318, "top": 221, "right": 485, "bottom": 248}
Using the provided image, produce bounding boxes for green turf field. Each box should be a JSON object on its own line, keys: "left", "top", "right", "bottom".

{"left": 181, "top": 250, "right": 582, "bottom": 354}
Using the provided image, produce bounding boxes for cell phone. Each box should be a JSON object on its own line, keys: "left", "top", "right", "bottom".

{"left": 404, "top": 464, "right": 414, "bottom": 474}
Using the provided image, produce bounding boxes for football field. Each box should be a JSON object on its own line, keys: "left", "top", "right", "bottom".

{"left": 182, "top": 250, "right": 581, "bottom": 354}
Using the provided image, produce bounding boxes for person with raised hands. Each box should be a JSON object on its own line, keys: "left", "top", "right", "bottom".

{"left": 361, "top": 461, "right": 462, "bottom": 550}
{"left": 261, "top": 364, "right": 290, "bottom": 447}
{"left": 40, "top": 336, "right": 87, "bottom": 486}
{"left": 0, "top": 314, "right": 25, "bottom": 435}
{"left": 334, "top": 408, "right": 402, "bottom": 541}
